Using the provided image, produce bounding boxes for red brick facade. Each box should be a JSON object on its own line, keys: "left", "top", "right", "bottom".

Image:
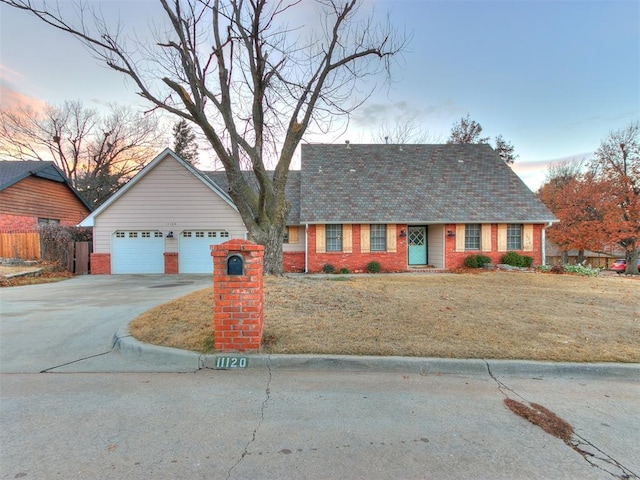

{"left": 164, "top": 252, "right": 179, "bottom": 274}
{"left": 212, "top": 239, "right": 264, "bottom": 352}
{"left": 444, "top": 223, "right": 544, "bottom": 269}
{"left": 306, "top": 224, "right": 408, "bottom": 273}
{"left": 90, "top": 253, "right": 111, "bottom": 274}
{"left": 283, "top": 251, "right": 305, "bottom": 273}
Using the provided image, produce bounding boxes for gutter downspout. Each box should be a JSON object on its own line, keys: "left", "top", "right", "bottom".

{"left": 542, "top": 222, "right": 552, "bottom": 266}
{"left": 304, "top": 224, "right": 309, "bottom": 273}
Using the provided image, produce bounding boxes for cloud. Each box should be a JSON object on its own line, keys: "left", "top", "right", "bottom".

{"left": 350, "top": 99, "right": 463, "bottom": 129}
{"left": 0, "top": 65, "right": 45, "bottom": 111}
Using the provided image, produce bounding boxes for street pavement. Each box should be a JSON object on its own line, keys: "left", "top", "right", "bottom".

{"left": 0, "top": 275, "right": 639, "bottom": 479}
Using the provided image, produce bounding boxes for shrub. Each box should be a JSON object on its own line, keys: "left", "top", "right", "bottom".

{"left": 322, "top": 263, "right": 335, "bottom": 274}
{"left": 366, "top": 261, "right": 381, "bottom": 273}
{"left": 464, "top": 254, "right": 492, "bottom": 268}
{"left": 501, "top": 251, "right": 523, "bottom": 267}
{"left": 38, "top": 224, "right": 92, "bottom": 267}
{"left": 521, "top": 255, "right": 533, "bottom": 268}
{"left": 339, "top": 267, "right": 350, "bottom": 274}
{"left": 500, "top": 251, "right": 534, "bottom": 268}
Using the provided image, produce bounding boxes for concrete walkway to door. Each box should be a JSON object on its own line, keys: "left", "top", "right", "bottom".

{"left": 0, "top": 275, "right": 212, "bottom": 373}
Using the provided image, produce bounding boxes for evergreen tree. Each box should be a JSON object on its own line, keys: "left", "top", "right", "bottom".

{"left": 172, "top": 119, "right": 199, "bottom": 166}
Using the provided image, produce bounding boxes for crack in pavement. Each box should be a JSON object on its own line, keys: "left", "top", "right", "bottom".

{"left": 483, "top": 360, "right": 639, "bottom": 479}
{"left": 225, "top": 356, "right": 272, "bottom": 480}
{"left": 40, "top": 350, "right": 113, "bottom": 373}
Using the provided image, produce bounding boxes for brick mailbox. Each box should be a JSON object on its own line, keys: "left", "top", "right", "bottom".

{"left": 211, "top": 239, "right": 264, "bottom": 352}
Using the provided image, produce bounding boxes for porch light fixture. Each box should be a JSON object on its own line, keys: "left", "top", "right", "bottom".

{"left": 400, "top": 229, "right": 406, "bottom": 238}
{"left": 447, "top": 230, "right": 455, "bottom": 237}
{"left": 166, "top": 231, "right": 174, "bottom": 238}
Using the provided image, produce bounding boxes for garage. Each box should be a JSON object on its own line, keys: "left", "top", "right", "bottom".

{"left": 178, "top": 230, "right": 229, "bottom": 273}
{"left": 111, "top": 231, "right": 165, "bottom": 274}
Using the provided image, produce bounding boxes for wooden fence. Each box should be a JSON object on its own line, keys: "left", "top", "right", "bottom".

{"left": 0, "top": 231, "right": 41, "bottom": 260}
{"left": 0, "top": 231, "right": 90, "bottom": 274}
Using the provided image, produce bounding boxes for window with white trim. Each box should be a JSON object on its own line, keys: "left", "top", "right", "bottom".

{"left": 507, "top": 224, "right": 522, "bottom": 250}
{"left": 326, "top": 224, "right": 342, "bottom": 252}
{"left": 465, "top": 224, "right": 480, "bottom": 250}
{"left": 370, "top": 224, "right": 387, "bottom": 251}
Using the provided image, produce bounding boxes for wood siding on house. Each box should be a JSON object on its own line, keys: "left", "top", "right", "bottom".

{"left": 92, "top": 155, "right": 246, "bottom": 253}
{"left": 0, "top": 176, "right": 89, "bottom": 225}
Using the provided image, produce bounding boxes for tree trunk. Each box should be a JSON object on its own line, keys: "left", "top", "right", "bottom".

{"left": 248, "top": 221, "right": 285, "bottom": 276}
{"left": 577, "top": 249, "right": 585, "bottom": 265}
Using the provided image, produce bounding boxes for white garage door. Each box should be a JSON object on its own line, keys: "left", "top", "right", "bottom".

{"left": 111, "top": 231, "right": 165, "bottom": 274}
{"left": 179, "top": 230, "right": 229, "bottom": 273}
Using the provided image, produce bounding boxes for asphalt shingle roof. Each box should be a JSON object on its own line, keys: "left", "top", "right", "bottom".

{"left": 204, "top": 170, "right": 301, "bottom": 225}
{"left": 299, "top": 143, "right": 557, "bottom": 224}
{"left": 0, "top": 160, "right": 67, "bottom": 191}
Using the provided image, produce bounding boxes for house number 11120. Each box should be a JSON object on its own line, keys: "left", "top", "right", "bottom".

{"left": 215, "top": 356, "right": 247, "bottom": 369}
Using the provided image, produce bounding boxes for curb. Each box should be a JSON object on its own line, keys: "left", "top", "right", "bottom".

{"left": 113, "top": 325, "right": 640, "bottom": 379}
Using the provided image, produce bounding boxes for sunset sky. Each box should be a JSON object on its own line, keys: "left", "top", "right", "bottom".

{"left": 1, "top": 0, "right": 638, "bottom": 190}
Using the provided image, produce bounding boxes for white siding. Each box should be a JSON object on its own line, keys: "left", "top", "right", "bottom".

{"left": 93, "top": 155, "right": 246, "bottom": 253}
{"left": 427, "top": 225, "right": 444, "bottom": 269}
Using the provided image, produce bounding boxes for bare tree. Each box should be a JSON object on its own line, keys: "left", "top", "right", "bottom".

{"left": 0, "top": 100, "right": 163, "bottom": 207}
{"left": 1, "top": 0, "right": 405, "bottom": 274}
{"left": 447, "top": 114, "right": 517, "bottom": 164}
{"left": 372, "top": 119, "right": 441, "bottom": 144}
{"left": 446, "top": 114, "right": 489, "bottom": 144}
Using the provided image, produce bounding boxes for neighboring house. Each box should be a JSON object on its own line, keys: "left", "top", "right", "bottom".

{"left": 0, "top": 160, "right": 91, "bottom": 230}
{"left": 80, "top": 144, "right": 557, "bottom": 274}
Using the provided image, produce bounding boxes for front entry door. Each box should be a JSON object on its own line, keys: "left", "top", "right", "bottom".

{"left": 408, "top": 226, "right": 427, "bottom": 265}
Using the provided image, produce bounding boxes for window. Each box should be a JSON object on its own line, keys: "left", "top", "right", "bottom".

{"left": 196, "top": 231, "right": 204, "bottom": 238}
{"left": 208, "top": 232, "right": 217, "bottom": 238}
{"left": 370, "top": 224, "right": 387, "bottom": 251}
{"left": 465, "top": 224, "right": 480, "bottom": 250}
{"left": 128, "top": 232, "right": 138, "bottom": 238}
{"left": 220, "top": 231, "right": 229, "bottom": 238}
{"left": 38, "top": 218, "right": 59, "bottom": 225}
{"left": 142, "top": 232, "right": 151, "bottom": 238}
{"left": 115, "top": 231, "right": 125, "bottom": 238}
{"left": 507, "top": 224, "right": 522, "bottom": 250}
{"left": 154, "top": 232, "right": 163, "bottom": 238}
{"left": 326, "top": 224, "right": 342, "bottom": 252}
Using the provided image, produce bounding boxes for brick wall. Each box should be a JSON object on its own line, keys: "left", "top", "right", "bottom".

{"left": 283, "top": 251, "right": 305, "bottom": 273}
{"left": 212, "top": 239, "right": 264, "bottom": 352}
{"left": 90, "top": 253, "right": 111, "bottom": 274}
{"left": 445, "top": 224, "right": 545, "bottom": 268}
{"left": 0, "top": 214, "right": 38, "bottom": 230}
{"left": 164, "top": 252, "right": 178, "bottom": 274}
{"left": 307, "top": 224, "right": 408, "bottom": 273}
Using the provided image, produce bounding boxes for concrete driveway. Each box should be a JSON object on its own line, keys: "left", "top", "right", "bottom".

{"left": 0, "top": 275, "right": 212, "bottom": 373}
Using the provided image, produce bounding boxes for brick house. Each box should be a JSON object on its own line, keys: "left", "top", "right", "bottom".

{"left": 80, "top": 145, "right": 556, "bottom": 274}
{"left": 0, "top": 160, "right": 91, "bottom": 230}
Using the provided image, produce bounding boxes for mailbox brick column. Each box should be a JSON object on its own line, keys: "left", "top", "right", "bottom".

{"left": 211, "top": 239, "right": 264, "bottom": 352}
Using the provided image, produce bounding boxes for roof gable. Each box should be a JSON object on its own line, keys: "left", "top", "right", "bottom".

{"left": 299, "top": 143, "right": 557, "bottom": 224}
{"left": 79, "top": 148, "right": 236, "bottom": 227}
{"left": 0, "top": 160, "right": 92, "bottom": 211}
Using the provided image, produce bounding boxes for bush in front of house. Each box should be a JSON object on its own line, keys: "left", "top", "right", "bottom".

{"left": 501, "top": 251, "right": 534, "bottom": 268}
{"left": 366, "top": 261, "right": 381, "bottom": 273}
{"left": 464, "top": 254, "right": 492, "bottom": 268}
{"left": 339, "top": 267, "right": 350, "bottom": 274}
{"left": 322, "top": 263, "right": 335, "bottom": 274}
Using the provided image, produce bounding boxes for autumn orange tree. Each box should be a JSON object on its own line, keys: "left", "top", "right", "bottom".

{"left": 539, "top": 121, "right": 639, "bottom": 274}
{"left": 589, "top": 121, "right": 639, "bottom": 274}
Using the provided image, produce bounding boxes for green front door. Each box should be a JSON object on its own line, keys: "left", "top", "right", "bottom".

{"left": 408, "top": 226, "right": 427, "bottom": 265}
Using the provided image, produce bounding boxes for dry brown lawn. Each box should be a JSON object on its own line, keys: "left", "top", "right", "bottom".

{"left": 130, "top": 272, "right": 640, "bottom": 362}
